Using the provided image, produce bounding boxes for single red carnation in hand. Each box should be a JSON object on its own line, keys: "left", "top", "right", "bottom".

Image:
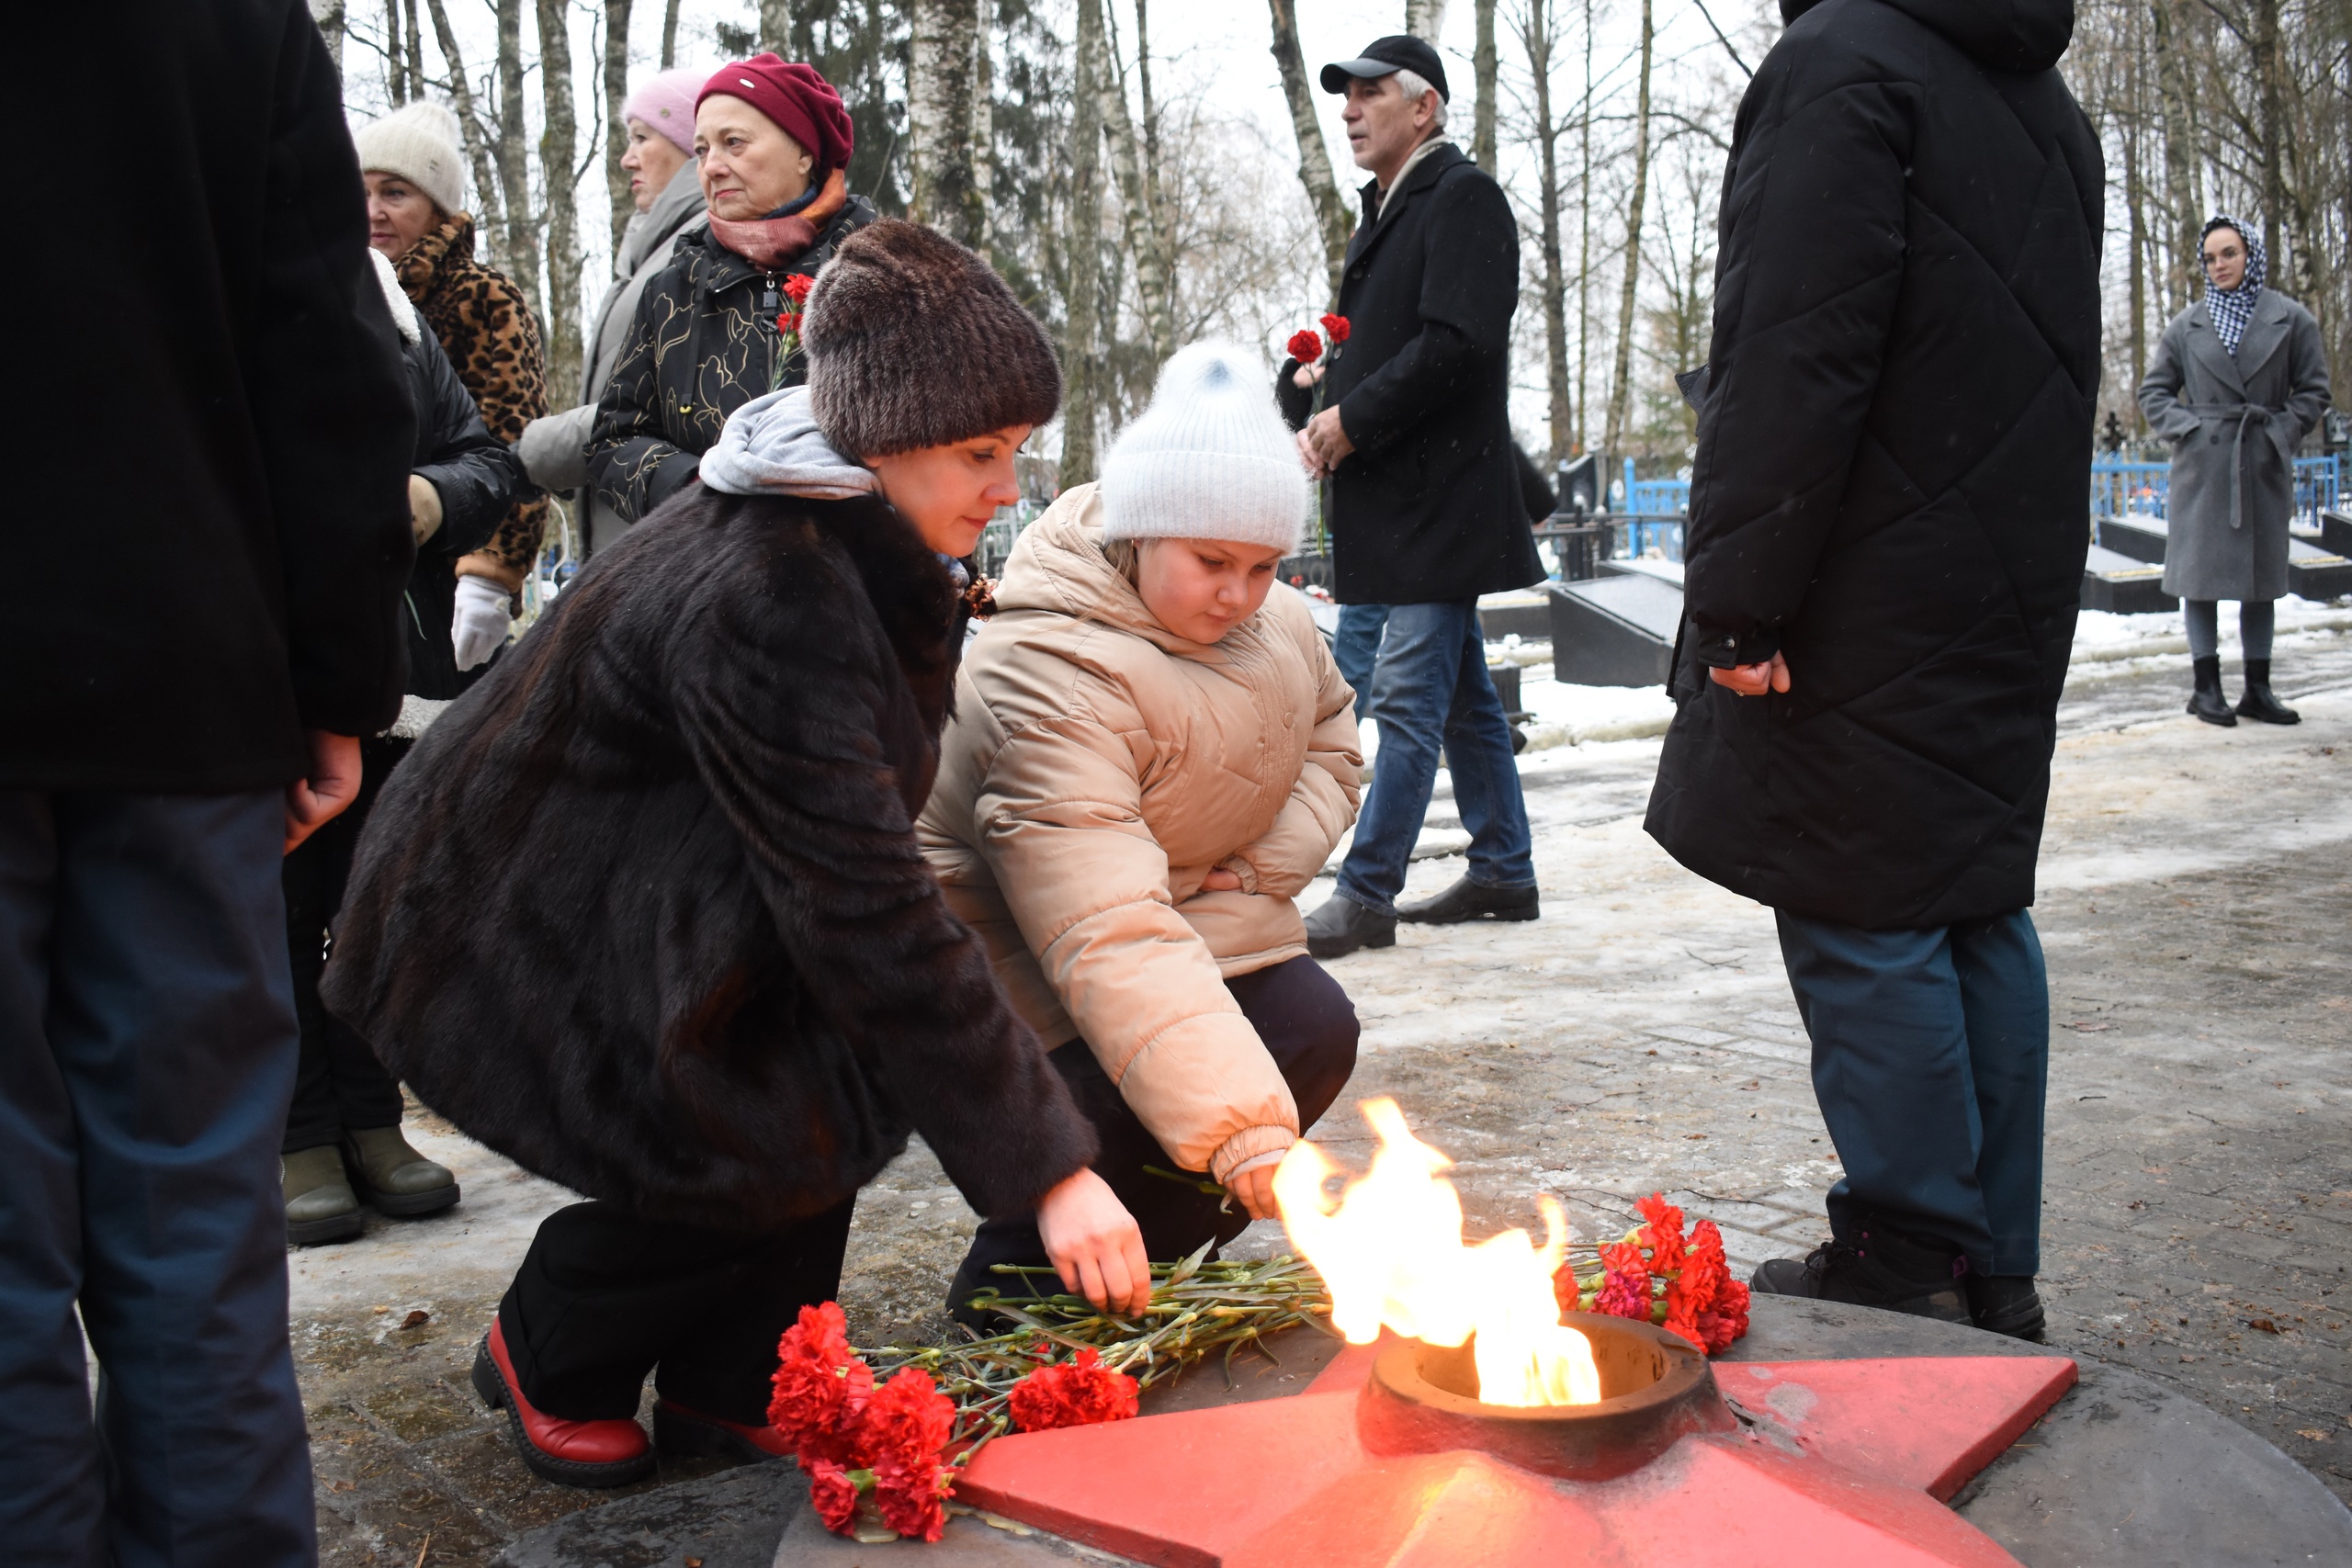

{"left": 1286, "top": 329, "right": 1323, "bottom": 364}
{"left": 768, "top": 1302, "right": 874, "bottom": 1468}
{"left": 1636, "top": 1193, "right": 1688, "bottom": 1275}
{"left": 865, "top": 1367, "right": 956, "bottom": 1543}
{"left": 782, "top": 273, "right": 817, "bottom": 304}
{"left": 804, "top": 1459, "right": 861, "bottom": 1535}
{"left": 1008, "top": 1348, "right": 1141, "bottom": 1432}
{"left": 778, "top": 311, "right": 803, "bottom": 333}
{"left": 1320, "top": 312, "right": 1351, "bottom": 344}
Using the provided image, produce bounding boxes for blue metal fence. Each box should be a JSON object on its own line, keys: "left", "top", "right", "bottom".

{"left": 2091, "top": 455, "right": 2341, "bottom": 523}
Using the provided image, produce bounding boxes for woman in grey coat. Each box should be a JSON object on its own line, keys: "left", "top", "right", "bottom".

{"left": 514, "top": 67, "right": 708, "bottom": 556}
{"left": 2138, "top": 216, "right": 2332, "bottom": 726}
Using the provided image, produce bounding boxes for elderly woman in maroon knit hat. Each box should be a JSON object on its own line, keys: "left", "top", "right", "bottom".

{"left": 586, "top": 54, "right": 875, "bottom": 524}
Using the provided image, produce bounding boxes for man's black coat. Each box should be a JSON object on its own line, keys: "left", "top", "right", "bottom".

{"left": 321, "top": 488, "right": 1098, "bottom": 1231}
{"left": 1645, "top": 0, "right": 2103, "bottom": 930}
{"left": 5, "top": 2, "right": 415, "bottom": 792}
{"left": 1278, "top": 143, "right": 1544, "bottom": 606}
{"left": 400, "top": 322, "right": 529, "bottom": 701}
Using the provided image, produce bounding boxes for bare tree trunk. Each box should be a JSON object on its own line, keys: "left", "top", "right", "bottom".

{"left": 424, "top": 0, "right": 505, "bottom": 247}
{"left": 2125, "top": 98, "right": 2148, "bottom": 400}
{"left": 1473, "top": 0, "right": 1498, "bottom": 173}
{"left": 2148, "top": 0, "right": 2200, "bottom": 309}
{"left": 494, "top": 0, "right": 541, "bottom": 309}
{"left": 1064, "top": 0, "right": 1107, "bottom": 485}
{"left": 661, "top": 0, "right": 682, "bottom": 66}
{"left": 1134, "top": 0, "right": 1173, "bottom": 279}
{"left": 973, "top": 18, "right": 995, "bottom": 251}
{"left": 1099, "top": 27, "right": 1174, "bottom": 364}
{"left": 310, "top": 0, "right": 345, "bottom": 78}
{"left": 1267, "top": 0, "right": 1352, "bottom": 299}
{"left": 759, "top": 0, "right": 793, "bottom": 53}
{"left": 604, "top": 0, "right": 635, "bottom": 257}
{"left": 1404, "top": 0, "right": 1448, "bottom": 38}
{"left": 1522, "top": 0, "right": 1571, "bottom": 465}
{"left": 909, "top": 0, "right": 985, "bottom": 244}
{"left": 2250, "top": 0, "right": 2281, "bottom": 274}
{"left": 1603, "top": 0, "right": 1652, "bottom": 459}
{"left": 538, "top": 0, "right": 582, "bottom": 400}
{"left": 384, "top": 0, "right": 408, "bottom": 104}
{"left": 402, "top": 0, "right": 427, "bottom": 100}
{"left": 1574, "top": 0, "right": 1594, "bottom": 452}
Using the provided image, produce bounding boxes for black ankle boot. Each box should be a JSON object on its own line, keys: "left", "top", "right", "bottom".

{"left": 1965, "top": 1274, "right": 2047, "bottom": 1341}
{"left": 2235, "top": 659, "right": 2300, "bottom": 725}
{"left": 2188, "top": 655, "right": 2237, "bottom": 727}
{"left": 1748, "top": 1216, "right": 1972, "bottom": 1324}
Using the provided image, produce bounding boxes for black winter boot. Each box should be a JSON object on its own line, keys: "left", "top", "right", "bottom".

{"left": 2235, "top": 659, "right": 2300, "bottom": 725}
{"left": 1396, "top": 875, "right": 1540, "bottom": 925}
{"left": 2187, "top": 655, "right": 2237, "bottom": 727}
{"left": 1749, "top": 1216, "right": 1972, "bottom": 1325}
{"left": 1965, "top": 1274, "right": 2047, "bottom": 1342}
{"left": 1304, "top": 895, "right": 1396, "bottom": 959}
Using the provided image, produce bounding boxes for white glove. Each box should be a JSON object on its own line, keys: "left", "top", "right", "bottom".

{"left": 451, "top": 574, "right": 513, "bottom": 671}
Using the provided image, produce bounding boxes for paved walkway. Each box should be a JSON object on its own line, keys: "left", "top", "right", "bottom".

{"left": 293, "top": 618, "right": 2352, "bottom": 1564}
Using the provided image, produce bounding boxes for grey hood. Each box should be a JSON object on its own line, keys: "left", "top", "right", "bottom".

{"left": 616, "top": 164, "right": 707, "bottom": 279}
{"left": 699, "top": 386, "right": 880, "bottom": 501}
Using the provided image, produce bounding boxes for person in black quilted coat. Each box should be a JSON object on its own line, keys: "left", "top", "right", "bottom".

{"left": 1644, "top": 0, "right": 2102, "bottom": 1342}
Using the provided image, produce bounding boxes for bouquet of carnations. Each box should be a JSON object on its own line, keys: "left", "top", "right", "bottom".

{"left": 1551, "top": 1193, "right": 1751, "bottom": 1353}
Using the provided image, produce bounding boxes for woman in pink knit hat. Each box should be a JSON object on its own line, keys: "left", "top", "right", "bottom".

{"left": 515, "top": 66, "right": 710, "bottom": 555}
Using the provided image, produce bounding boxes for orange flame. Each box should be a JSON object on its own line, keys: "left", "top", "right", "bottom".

{"left": 1274, "top": 1098, "right": 1602, "bottom": 1407}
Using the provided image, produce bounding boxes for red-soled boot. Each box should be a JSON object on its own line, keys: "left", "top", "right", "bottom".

{"left": 652, "top": 1398, "right": 796, "bottom": 1463}
{"left": 470, "top": 1320, "right": 656, "bottom": 1487}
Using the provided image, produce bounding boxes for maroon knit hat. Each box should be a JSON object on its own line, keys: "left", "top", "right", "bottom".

{"left": 698, "top": 55, "right": 854, "bottom": 175}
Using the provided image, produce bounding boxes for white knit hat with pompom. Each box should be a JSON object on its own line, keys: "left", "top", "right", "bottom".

{"left": 1099, "top": 342, "right": 1307, "bottom": 555}
{"left": 353, "top": 102, "right": 468, "bottom": 218}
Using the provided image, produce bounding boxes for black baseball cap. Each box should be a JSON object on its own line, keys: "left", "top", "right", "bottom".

{"left": 1320, "top": 35, "right": 1450, "bottom": 102}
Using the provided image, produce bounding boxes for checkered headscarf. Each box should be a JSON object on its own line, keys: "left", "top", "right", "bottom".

{"left": 2200, "top": 216, "right": 2266, "bottom": 356}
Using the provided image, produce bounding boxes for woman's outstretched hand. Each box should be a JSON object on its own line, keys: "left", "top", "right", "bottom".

{"left": 1035, "top": 1168, "right": 1151, "bottom": 1316}
{"left": 1223, "top": 1160, "right": 1281, "bottom": 1223}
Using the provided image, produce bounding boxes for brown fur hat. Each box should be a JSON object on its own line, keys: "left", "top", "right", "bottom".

{"left": 803, "top": 220, "right": 1062, "bottom": 458}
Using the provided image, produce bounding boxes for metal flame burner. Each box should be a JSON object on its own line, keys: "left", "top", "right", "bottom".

{"left": 1356, "top": 1314, "right": 1740, "bottom": 1482}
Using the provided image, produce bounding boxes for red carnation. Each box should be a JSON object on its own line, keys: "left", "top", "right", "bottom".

{"left": 865, "top": 1367, "right": 956, "bottom": 1543}
{"left": 1320, "top": 312, "right": 1351, "bottom": 344}
{"left": 782, "top": 273, "right": 817, "bottom": 304}
{"left": 1594, "top": 1241, "right": 1652, "bottom": 1318}
{"left": 804, "top": 1459, "right": 860, "bottom": 1534}
{"left": 768, "top": 1302, "right": 874, "bottom": 1469}
{"left": 1636, "top": 1193, "right": 1688, "bottom": 1275}
{"left": 1008, "top": 1348, "right": 1141, "bottom": 1432}
{"left": 1286, "top": 329, "right": 1323, "bottom": 365}
{"left": 778, "top": 311, "right": 803, "bottom": 333}
{"left": 1696, "top": 1279, "right": 1752, "bottom": 1352}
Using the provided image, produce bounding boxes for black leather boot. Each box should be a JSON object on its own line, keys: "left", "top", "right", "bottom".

{"left": 1965, "top": 1274, "right": 2047, "bottom": 1342}
{"left": 1304, "top": 895, "right": 1396, "bottom": 959}
{"left": 2187, "top": 655, "right": 2237, "bottom": 727}
{"left": 1396, "top": 875, "right": 1540, "bottom": 924}
{"left": 2235, "top": 658, "right": 2300, "bottom": 725}
{"left": 1749, "top": 1215, "right": 1972, "bottom": 1325}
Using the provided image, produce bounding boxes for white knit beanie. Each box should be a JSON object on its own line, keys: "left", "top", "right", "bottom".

{"left": 354, "top": 102, "right": 468, "bottom": 218}
{"left": 1099, "top": 341, "right": 1307, "bottom": 555}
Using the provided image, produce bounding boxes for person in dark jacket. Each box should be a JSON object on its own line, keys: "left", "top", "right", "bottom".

{"left": 588, "top": 54, "right": 876, "bottom": 524}
{"left": 1279, "top": 36, "right": 1546, "bottom": 959}
{"left": 280, "top": 248, "right": 528, "bottom": 1247}
{"left": 2139, "top": 216, "right": 2333, "bottom": 727}
{"left": 322, "top": 222, "right": 1146, "bottom": 1489}
{"left": 1, "top": 6, "right": 414, "bottom": 1561}
{"left": 1645, "top": 0, "right": 2103, "bottom": 1340}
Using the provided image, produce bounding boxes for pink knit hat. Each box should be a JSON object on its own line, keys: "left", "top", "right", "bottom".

{"left": 622, "top": 67, "right": 704, "bottom": 154}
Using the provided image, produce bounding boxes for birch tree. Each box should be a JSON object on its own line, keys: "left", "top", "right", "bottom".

{"left": 536, "top": 0, "right": 581, "bottom": 397}
{"left": 311, "top": 0, "right": 345, "bottom": 76}
{"left": 1064, "top": 0, "right": 1108, "bottom": 484}
{"left": 1266, "top": 0, "right": 1353, "bottom": 298}
{"left": 603, "top": 0, "right": 635, "bottom": 255}
{"left": 1405, "top": 0, "right": 1449, "bottom": 37}
{"left": 422, "top": 0, "right": 505, "bottom": 254}
{"left": 661, "top": 0, "right": 681, "bottom": 67}
{"left": 1602, "top": 0, "right": 1652, "bottom": 459}
{"left": 1518, "top": 0, "right": 1573, "bottom": 462}
{"left": 1100, "top": 25, "right": 1175, "bottom": 365}
{"left": 1473, "top": 0, "right": 1498, "bottom": 172}
{"left": 909, "top": 0, "right": 986, "bottom": 245}
{"left": 760, "top": 0, "right": 794, "bottom": 53}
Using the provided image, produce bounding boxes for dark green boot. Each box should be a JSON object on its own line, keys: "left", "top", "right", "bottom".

{"left": 284, "top": 1145, "right": 363, "bottom": 1246}
{"left": 343, "top": 1125, "right": 460, "bottom": 1217}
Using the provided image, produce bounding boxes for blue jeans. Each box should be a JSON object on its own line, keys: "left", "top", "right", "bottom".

{"left": 1775, "top": 908, "right": 2049, "bottom": 1277}
{"left": 1336, "top": 599, "right": 1534, "bottom": 916}
{"left": 1332, "top": 603, "right": 1389, "bottom": 698}
{"left": 0, "top": 792, "right": 316, "bottom": 1568}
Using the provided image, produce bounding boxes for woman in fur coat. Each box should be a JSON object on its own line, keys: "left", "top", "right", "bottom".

{"left": 917, "top": 344, "right": 1363, "bottom": 1325}
{"left": 322, "top": 222, "right": 1145, "bottom": 1489}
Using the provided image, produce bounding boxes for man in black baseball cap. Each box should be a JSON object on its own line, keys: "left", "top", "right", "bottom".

{"left": 1283, "top": 35, "right": 1544, "bottom": 958}
{"left": 1318, "top": 34, "right": 1450, "bottom": 101}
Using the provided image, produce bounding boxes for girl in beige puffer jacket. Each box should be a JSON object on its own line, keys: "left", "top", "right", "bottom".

{"left": 918, "top": 344, "right": 1364, "bottom": 1323}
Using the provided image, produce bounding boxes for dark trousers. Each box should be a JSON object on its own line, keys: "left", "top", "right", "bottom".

{"left": 498, "top": 1195, "right": 858, "bottom": 1427}
{"left": 0, "top": 791, "right": 315, "bottom": 1568}
{"left": 1775, "top": 908, "right": 2049, "bottom": 1277}
{"left": 948, "top": 955, "right": 1360, "bottom": 1319}
{"left": 282, "top": 735, "right": 407, "bottom": 1153}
